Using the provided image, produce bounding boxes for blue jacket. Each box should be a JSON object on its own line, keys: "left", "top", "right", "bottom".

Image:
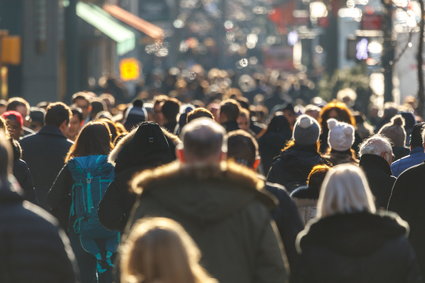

{"left": 391, "top": 147, "right": 425, "bottom": 177}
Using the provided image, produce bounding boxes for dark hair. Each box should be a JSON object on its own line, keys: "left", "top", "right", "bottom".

{"left": 7, "top": 97, "right": 30, "bottom": 113}
{"left": 187, "top": 108, "right": 214, "bottom": 123}
{"left": 220, "top": 99, "right": 240, "bottom": 122}
{"left": 318, "top": 100, "right": 356, "bottom": 133}
{"left": 410, "top": 122, "right": 425, "bottom": 148}
{"left": 65, "top": 122, "right": 113, "bottom": 162}
{"left": 90, "top": 98, "right": 107, "bottom": 119}
{"left": 227, "top": 130, "right": 258, "bottom": 167}
{"left": 162, "top": 98, "right": 181, "bottom": 123}
{"left": 71, "top": 107, "right": 84, "bottom": 122}
{"left": 45, "top": 102, "right": 72, "bottom": 127}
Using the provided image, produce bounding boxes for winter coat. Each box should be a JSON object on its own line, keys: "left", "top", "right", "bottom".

{"left": 359, "top": 154, "right": 396, "bottom": 209}
{"left": 293, "top": 211, "right": 422, "bottom": 283}
{"left": 10, "top": 139, "right": 36, "bottom": 203}
{"left": 221, "top": 120, "right": 240, "bottom": 133}
{"left": 258, "top": 115, "right": 292, "bottom": 173}
{"left": 128, "top": 161, "right": 289, "bottom": 283}
{"left": 388, "top": 161, "right": 425, "bottom": 278}
{"left": 323, "top": 149, "right": 359, "bottom": 166}
{"left": 0, "top": 185, "right": 78, "bottom": 283}
{"left": 267, "top": 145, "right": 325, "bottom": 192}
{"left": 391, "top": 147, "right": 425, "bottom": 176}
{"left": 393, "top": 146, "right": 410, "bottom": 161}
{"left": 98, "top": 122, "right": 174, "bottom": 232}
{"left": 20, "top": 125, "right": 73, "bottom": 209}
{"left": 265, "top": 182, "right": 303, "bottom": 272}
{"left": 290, "top": 185, "right": 319, "bottom": 225}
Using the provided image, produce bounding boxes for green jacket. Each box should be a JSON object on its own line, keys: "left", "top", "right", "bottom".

{"left": 128, "top": 161, "right": 289, "bottom": 283}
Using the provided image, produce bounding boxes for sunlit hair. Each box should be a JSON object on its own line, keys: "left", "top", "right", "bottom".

{"left": 318, "top": 100, "right": 356, "bottom": 133}
{"left": 65, "top": 121, "right": 113, "bottom": 162}
{"left": 120, "top": 218, "right": 217, "bottom": 283}
{"left": 317, "top": 164, "right": 376, "bottom": 218}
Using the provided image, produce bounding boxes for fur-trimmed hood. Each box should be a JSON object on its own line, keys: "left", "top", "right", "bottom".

{"left": 132, "top": 160, "right": 276, "bottom": 225}
{"left": 297, "top": 211, "right": 409, "bottom": 256}
{"left": 109, "top": 122, "right": 177, "bottom": 173}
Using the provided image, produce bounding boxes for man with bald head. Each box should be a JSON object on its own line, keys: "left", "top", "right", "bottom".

{"left": 127, "top": 118, "right": 288, "bottom": 283}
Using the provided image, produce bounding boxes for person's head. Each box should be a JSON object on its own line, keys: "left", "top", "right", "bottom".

{"left": 2, "top": 111, "right": 23, "bottom": 140}
{"left": 307, "top": 164, "right": 331, "bottom": 196}
{"left": 237, "top": 108, "right": 250, "bottom": 131}
{"left": 318, "top": 100, "right": 356, "bottom": 133}
{"left": 281, "top": 103, "right": 297, "bottom": 127}
{"left": 45, "top": 102, "right": 72, "bottom": 135}
{"left": 120, "top": 217, "right": 216, "bottom": 283}
{"left": 219, "top": 99, "right": 241, "bottom": 124}
{"left": 124, "top": 100, "right": 147, "bottom": 131}
{"left": 29, "top": 107, "right": 45, "bottom": 132}
{"left": 153, "top": 95, "right": 168, "bottom": 125}
{"left": 378, "top": 115, "right": 406, "bottom": 148}
{"left": 304, "top": 104, "right": 321, "bottom": 120}
{"left": 99, "top": 93, "right": 116, "bottom": 112}
{"left": 6, "top": 97, "right": 30, "bottom": 124}
{"left": 178, "top": 118, "right": 226, "bottom": 164}
{"left": 226, "top": 130, "right": 259, "bottom": 169}
{"left": 187, "top": 108, "right": 214, "bottom": 123}
{"left": 327, "top": 118, "right": 355, "bottom": 152}
{"left": 67, "top": 107, "right": 84, "bottom": 141}
{"left": 383, "top": 102, "right": 399, "bottom": 119}
{"left": 65, "top": 121, "right": 113, "bottom": 162}
{"left": 293, "top": 114, "right": 321, "bottom": 146}
{"left": 359, "top": 134, "right": 393, "bottom": 165}
{"left": 90, "top": 98, "right": 107, "bottom": 120}
{"left": 72, "top": 91, "right": 93, "bottom": 119}
{"left": 0, "top": 131, "right": 12, "bottom": 184}
{"left": 410, "top": 122, "right": 425, "bottom": 149}
{"left": 317, "top": 164, "right": 376, "bottom": 218}
{"left": 162, "top": 98, "right": 181, "bottom": 124}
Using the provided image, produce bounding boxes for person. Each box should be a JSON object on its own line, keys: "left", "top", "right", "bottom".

{"left": 29, "top": 107, "right": 45, "bottom": 133}
{"left": 20, "top": 102, "right": 73, "bottom": 209}
{"left": 99, "top": 122, "right": 175, "bottom": 232}
{"left": 391, "top": 122, "right": 425, "bottom": 176}
{"left": 2, "top": 110, "right": 24, "bottom": 140}
{"left": 187, "top": 107, "right": 214, "bottom": 123}
{"left": 6, "top": 97, "right": 34, "bottom": 137}
{"left": 120, "top": 217, "right": 217, "bottom": 283}
{"left": 379, "top": 115, "right": 410, "bottom": 161}
{"left": 48, "top": 122, "right": 119, "bottom": 283}
{"left": 226, "top": 129, "right": 303, "bottom": 272}
{"left": 267, "top": 114, "right": 326, "bottom": 192}
{"left": 358, "top": 135, "right": 396, "bottom": 209}
{"left": 324, "top": 118, "right": 358, "bottom": 165}
{"left": 122, "top": 99, "right": 147, "bottom": 131}
{"left": 219, "top": 99, "right": 241, "bottom": 132}
{"left": 0, "top": 132, "right": 79, "bottom": 283}
{"left": 258, "top": 115, "right": 292, "bottom": 174}
{"left": 290, "top": 164, "right": 330, "bottom": 225}
{"left": 293, "top": 164, "right": 421, "bottom": 283}
{"left": 67, "top": 108, "right": 84, "bottom": 141}
{"left": 72, "top": 92, "right": 93, "bottom": 124}
{"left": 161, "top": 97, "right": 181, "bottom": 133}
{"left": 388, "top": 128, "right": 425, "bottom": 278}
{"left": 127, "top": 118, "right": 288, "bottom": 283}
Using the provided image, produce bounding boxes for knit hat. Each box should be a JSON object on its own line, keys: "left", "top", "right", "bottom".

{"left": 378, "top": 114, "right": 406, "bottom": 147}
{"left": 2, "top": 111, "right": 23, "bottom": 128}
{"left": 327, "top": 118, "right": 355, "bottom": 151}
{"left": 293, "top": 114, "right": 320, "bottom": 145}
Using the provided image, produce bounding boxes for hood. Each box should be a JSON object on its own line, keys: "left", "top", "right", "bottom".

{"left": 297, "top": 211, "right": 408, "bottom": 256}
{"left": 132, "top": 161, "right": 276, "bottom": 226}
{"left": 109, "top": 122, "right": 174, "bottom": 173}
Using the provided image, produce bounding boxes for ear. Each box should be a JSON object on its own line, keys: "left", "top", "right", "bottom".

{"left": 176, "top": 148, "right": 185, "bottom": 163}
{"left": 253, "top": 158, "right": 261, "bottom": 170}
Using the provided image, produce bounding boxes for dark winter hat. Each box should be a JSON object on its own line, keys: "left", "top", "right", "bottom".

{"left": 293, "top": 114, "right": 320, "bottom": 146}
{"left": 124, "top": 100, "right": 147, "bottom": 131}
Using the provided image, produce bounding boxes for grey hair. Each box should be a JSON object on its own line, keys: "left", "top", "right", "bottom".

{"left": 180, "top": 118, "right": 227, "bottom": 160}
{"left": 358, "top": 134, "right": 392, "bottom": 157}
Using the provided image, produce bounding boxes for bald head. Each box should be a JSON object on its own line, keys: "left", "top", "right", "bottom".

{"left": 180, "top": 118, "right": 227, "bottom": 163}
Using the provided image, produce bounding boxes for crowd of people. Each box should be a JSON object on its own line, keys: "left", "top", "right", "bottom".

{"left": 1, "top": 68, "right": 425, "bottom": 283}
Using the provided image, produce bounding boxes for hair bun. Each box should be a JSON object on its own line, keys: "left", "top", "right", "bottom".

{"left": 391, "top": 115, "right": 405, "bottom": 127}
{"left": 299, "top": 116, "right": 313, "bottom": 128}
{"left": 327, "top": 118, "right": 337, "bottom": 130}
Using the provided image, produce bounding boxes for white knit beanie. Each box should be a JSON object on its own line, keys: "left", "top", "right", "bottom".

{"left": 327, "top": 118, "right": 355, "bottom": 151}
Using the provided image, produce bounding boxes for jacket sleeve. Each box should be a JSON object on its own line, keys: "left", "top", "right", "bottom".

{"left": 387, "top": 173, "right": 409, "bottom": 216}
{"left": 254, "top": 219, "right": 289, "bottom": 283}
{"left": 47, "top": 164, "right": 73, "bottom": 230}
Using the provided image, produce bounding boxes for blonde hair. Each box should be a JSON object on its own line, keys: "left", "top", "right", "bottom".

{"left": 120, "top": 218, "right": 217, "bottom": 283}
{"left": 317, "top": 164, "right": 376, "bottom": 218}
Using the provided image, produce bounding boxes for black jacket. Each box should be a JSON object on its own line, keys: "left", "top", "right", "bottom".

{"left": 359, "top": 154, "right": 396, "bottom": 209}
{"left": 265, "top": 182, "right": 303, "bottom": 272}
{"left": 99, "top": 122, "right": 174, "bottom": 232}
{"left": 293, "top": 211, "right": 422, "bottom": 283}
{"left": 388, "top": 162, "right": 425, "bottom": 278}
{"left": 0, "top": 185, "right": 78, "bottom": 283}
{"left": 20, "top": 125, "right": 73, "bottom": 209}
{"left": 10, "top": 139, "right": 36, "bottom": 203}
{"left": 221, "top": 120, "right": 240, "bottom": 133}
{"left": 267, "top": 145, "right": 325, "bottom": 192}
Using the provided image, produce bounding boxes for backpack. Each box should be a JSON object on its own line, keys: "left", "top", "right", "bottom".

{"left": 68, "top": 155, "right": 119, "bottom": 273}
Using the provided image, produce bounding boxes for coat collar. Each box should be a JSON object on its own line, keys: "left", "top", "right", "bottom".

{"left": 359, "top": 154, "right": 392, "bottom": 175}
{"left": 38, "top": 125, "right": 67, "bottom": 138}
